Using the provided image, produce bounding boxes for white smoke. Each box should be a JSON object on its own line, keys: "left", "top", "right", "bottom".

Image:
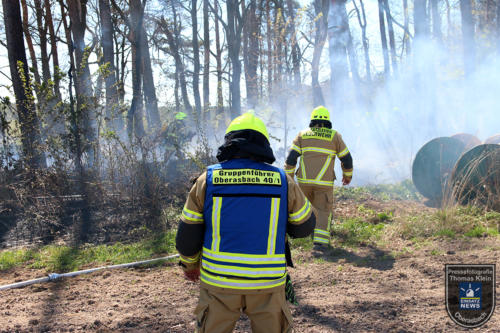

{"left": 257, "top": 40, "right": 499, "bottom": 186}
{"left": 258, "top": 0, "right": 500, "bottom": 186}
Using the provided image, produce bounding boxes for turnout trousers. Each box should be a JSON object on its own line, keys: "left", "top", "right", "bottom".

{"left": 194, "top": 287, "right": 293, "bottom": 333}
{"left": 298, "top": 184, "right": 333, "bottom": 245}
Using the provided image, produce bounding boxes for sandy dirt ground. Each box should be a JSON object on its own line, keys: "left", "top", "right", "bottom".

{"left": 1, "top": 200, "right": 499, "bottom": 332}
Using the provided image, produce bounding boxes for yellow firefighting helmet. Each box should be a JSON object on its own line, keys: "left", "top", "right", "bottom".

{"left": 175, "top": 112, "right": 187, "bottom": 120}
{"left": 311, "top": 105, "right": 330, "bottom": 121}
{"left": 225, "top": 111, "right": 269, "bottom": 140}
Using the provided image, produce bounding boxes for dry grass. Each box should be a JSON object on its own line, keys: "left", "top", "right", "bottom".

{"left": 386, "top": 206, "right": 500, "bottom": 240}
{"left": 445, "top": 146, "right": 500, "bottom": 211}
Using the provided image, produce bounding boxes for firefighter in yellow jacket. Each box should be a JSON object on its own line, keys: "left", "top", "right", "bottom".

{"left": 176, "top": 112, "right": 316, "bottom": 333}
{"left": 284, "top": 106, "right": 353, "bottom": 250}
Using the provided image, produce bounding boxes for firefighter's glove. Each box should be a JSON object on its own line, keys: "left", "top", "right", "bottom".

{"left": 342, "top": 175, "right": 352, "bottom": 186}
{"left": 184, "top": 268, "right": 200, "bottom": 282}
{"left": 179, "top": 261, "right": 200, "bottom": 282}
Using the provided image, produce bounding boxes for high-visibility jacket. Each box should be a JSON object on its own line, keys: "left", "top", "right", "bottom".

{"left": 285, "top": 127, "right": 352, "bottom": 187}
{"left": 200, "top": 158, "right": 289, "bottom": 290}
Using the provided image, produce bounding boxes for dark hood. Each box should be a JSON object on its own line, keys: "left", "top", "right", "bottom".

{"left": 309, "top": 119, "right": 332, "bottom": 129}
{"left": 216, "top": 129, "right": 275, "bottom": 164}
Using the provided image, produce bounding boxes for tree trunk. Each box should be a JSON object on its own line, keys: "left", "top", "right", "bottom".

{"left": 242, "top": 1, "right": 249, "bottom": 103}
{"left": 34, "top": 0, "right": 50, "bottom": 136}
{"left": 258, "top": 0, "right": 265, "bottom": 98}
{"left": 95, "top": 57, "right": 105, "bottom": 123}
{"left": 414, "top": 0, "right": 429, "bottom": 39}
{"left": 214, "top": 0, "right": 223, "bottom": 115}
{"left": 161, "top": 17, "right": 192, "bottom": 113}
{"left": 413, "top": 0, "right": 437, "bottom": 134}
{"left": 44, "top": 0, "right": 62, "bottom": 100}
{"left": 430, "top": 0, "right": 442, "bottom": 41}
{"left": 403, "top": 0, "right": 411, "bottom": 56}
{"left": 42, "top": 0, "right": 65, "bottom": 137}
{"left": 460, "top": 0, "right": 476, "bottom": 76}
{"left": 312, "top": 0, "right": 328, "bottom": 107}
{"left": 59, "top": 0, "right": 76, "bottom": 98}
{"left": 383, "top": 0, "right": 398, "bottom": 74}
{"left": 34, "top": 0, "right": 50, "bottom": 84}
{"left": 20, "top": 0, "right": 41, "bottom": 92}
{"left": 226, "top": 0, "right": 243, "bottom": 118}
{"left": 343, "top": 4, "right": 360, "bottom": 87}
{"left": 266, "top": 0, "right": 273, "bottom": 97}
{"left": 110, "top": 0, "right": 156, "bottom": 135}
{"left": 128, "top": 0, "right": 145, "bottom": 139}
{"left": 286, "top": 0, "right": 301, "bottom": 90}
{"left": 141, "top": 26, "right": 161, "bottom": 131}
{"left": 497, "top": 0, "right": 500, "bottom": 55}
{"left": 259, "top": 34, "right": 264, "bottom": 98}
{"left": 413, "top": 0, "right": 429, "bottom": 80}
{"left": 35, "top": 0, "right": 63, "bottom": 138}
{"left": 444, "top": 0, "right": 451, "bottom": 37}
{"left": 98, "top": 0, "right": 124, "bottom": 134}
{"left": 191, "top": 0, "right": 202, "bottom": 120}
{"left": 244, "top": 0, "right": 259, "bottom": 108}
{"left": 110, "top": 11, "right": 125, "bottom": 106}
{"left": 174, "top": 65, "right": 180, "bottom": 112}
{"left": 353, "top": 0, "right": 371, "bottom": 81}
{"left": 273, "top": 3, "right": 284, "bottom": 88}
{"left": 117, "top": 28, "right": 127, "bottom": 104}
{"left": 67, "top": 0, "right": 97, "bottom": 167}
{"left": 173, "top": 3, "right": 192, "bottom": 114}
{"left": 378, "top": 0, "right": 390, "bottom": 75}
{"left": 202, "top": 0, "right": 210, "bottom": 115}
{"left": 328, "top": 0, "right": 350, "bottom": 108}
{"left": 2, "top": 0, "right": 45, "bottom": 168}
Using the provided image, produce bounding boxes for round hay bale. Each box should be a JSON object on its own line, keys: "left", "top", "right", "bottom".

{"left": 450, "top": 144, "right": 500, "bottom": 211}
{"left": 412, "top": 137, "right": 466, "bottom": 201}
{"left": 484, "top": 133, "right": 500, "bottom": 145}
{"left": 450, "top": 133, "right": 481, "bottom": 150}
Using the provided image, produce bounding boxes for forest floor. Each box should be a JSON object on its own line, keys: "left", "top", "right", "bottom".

{"left": 0, "top": 192, "right": 499, "bottom": 332}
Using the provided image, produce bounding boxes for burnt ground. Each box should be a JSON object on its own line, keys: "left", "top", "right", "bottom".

{"left": 0, "top": 199, "right": 499, "bottom": 332}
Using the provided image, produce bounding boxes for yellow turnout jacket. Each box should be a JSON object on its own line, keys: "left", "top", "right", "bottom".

{"left": 284, "top": 127, "right": 353, "bottom": 187}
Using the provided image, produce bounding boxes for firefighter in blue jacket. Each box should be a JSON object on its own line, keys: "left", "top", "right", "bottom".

{"left": 176, "top": 112, "right": 316, "bottom": 333}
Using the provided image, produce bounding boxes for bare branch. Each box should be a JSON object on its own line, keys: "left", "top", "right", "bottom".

{"left": 110, "top": 0, "right": 131, "bottom": 28}
{"left": 0, "top": 70, "right": 12, "bottom": 83}
{"left": 379, "top": 0, "right": 413, "bottom": 39}
{"left": 207, "top": 0, "right": 228, "bottom": 31}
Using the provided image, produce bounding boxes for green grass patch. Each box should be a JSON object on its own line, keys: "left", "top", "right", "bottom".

{"left": 392, "top": 247, "right": 412, "bottom": 259}
{"left": 388, "top": 206, "right": 500, "bottom": 240}
{"left": 357, "top": 204, "right": 375, "bottom": 215}
{"left": 334, "top": 179, "right": 422, "bottom": 202}
{"left": 464, "top": 226, "right": 499, "bottom": 238}
{"left": 434, "top": 228, "right": 456, "bottom": 238}
{"left": 0, "top": 249, "right": 35, "bottom": 270}
{"left": 356, "top": 204, "right": 394, "bottom": 223}
{"left": 377, "top": 211, "right": 393, "bottom": 222}
{"left": 430, "top": 249, "right": 443, "bottom": 256}
{"left": 0, "top": 231, "right": 177, "bottom": 272}
{"left": 313, "top": 257, "right": 326, "bottom": 264}
{"left": 331, "top": 217, "right": 385, "bottom": 247}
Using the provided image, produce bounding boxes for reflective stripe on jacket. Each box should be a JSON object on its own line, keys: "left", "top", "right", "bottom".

{"left": 287, "top": 127, "right": 349, "bottom": 186}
